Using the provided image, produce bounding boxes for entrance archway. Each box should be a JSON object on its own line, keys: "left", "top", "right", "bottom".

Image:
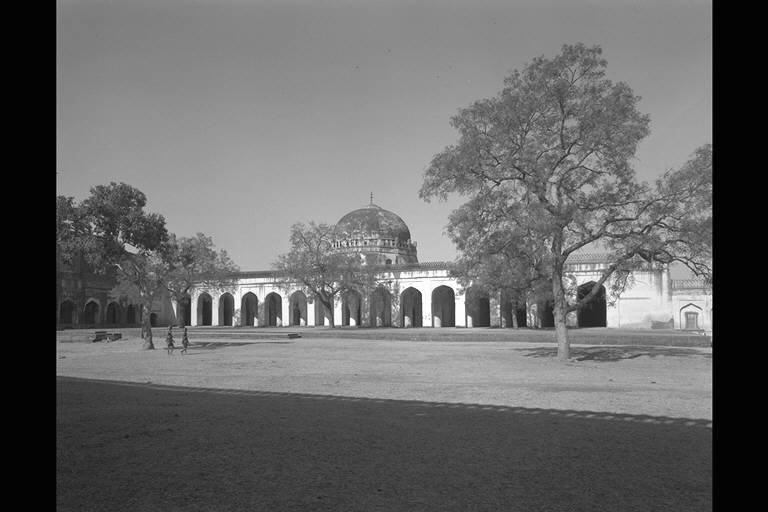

{"left": 576, "top": 282, "right": 607, "bottom": 327}
{"left": 342, "top": 290, "right": 362, "bottom": 327}
{"left": 465, "top": 287, "right": 490, "bottom": 327}
{"left": 314, "top": 296, "right": 331, "bottom": 326}
{"left": 218, "top": 293, "right": 235, "bottom": 326}
{"left": 431, "top": 286, "right": 455, "bottom": 327}
{"left": 538, "top": 300, "right": 555, "bottom": 328}
{"left": 83, "top": 301, "right": 99, "bottom": 324}
{"left": 178, "top": 296, "right": 192, "bottom": 326}
{"left": 106, "top": 302, "right": 120, "bottom": 324}
{"left": 400, "top": 287, "right": 422, "bottom": 327}
{"left": 501, "top": 294, "right": 527, "bottom": 328}
{"left": 289, "top": 291, "right": 308, "bottom": 326}
{"left": 265, "top": 292, "right": 282, "bottom": 326}
{"left": 241, "top": 292, "right": 258, "bottom": 326}
{"left": 59, "top": 300, "right": 75, "bottom": 324}
{"left": 680, "top": 303, "right": 703, "bottom": 331}
{"left": 370, "top": 286, "right": 392, "bottom": 327}
{"left": 197, "top": 293, "right": 213, "bottom": 326}
{"left": 126, "top": 304, "right": 137, "bottom": 324}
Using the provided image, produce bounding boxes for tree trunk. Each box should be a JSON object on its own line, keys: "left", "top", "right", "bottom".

{"left": 141, "top": 302, "right": 154, "bottom": 350}
{"left": 552, "top": 276, "right": 570, "bottom": 360}
{"left": 324, "top": 300, "right": 335, "bottom": 328}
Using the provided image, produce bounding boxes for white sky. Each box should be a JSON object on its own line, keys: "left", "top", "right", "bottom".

{"left": 57, "top": 0, "right": 712, "bottom": 271}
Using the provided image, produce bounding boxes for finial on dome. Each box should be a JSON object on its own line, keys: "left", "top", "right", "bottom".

{"left": 370, "top": 192, "right": 373, "bottom": 205}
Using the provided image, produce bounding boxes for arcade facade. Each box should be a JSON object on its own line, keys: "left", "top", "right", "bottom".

{"left": 57, "top": 202, "right": 712, "bottom": 332}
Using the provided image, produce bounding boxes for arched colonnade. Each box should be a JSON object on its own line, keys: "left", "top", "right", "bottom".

{"left": 188, "top": 281, "right": 608, "bottom": 328}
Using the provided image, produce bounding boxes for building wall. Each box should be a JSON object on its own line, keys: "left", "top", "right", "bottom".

{"left": 59, "top": 260, "right": 711, "bottom": 331}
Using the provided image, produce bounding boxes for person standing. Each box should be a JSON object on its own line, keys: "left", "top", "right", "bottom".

{"left": 165, "top": 325, "right": 175, "bottom": 356}
{"left": 181, "top": 327, "right": 189, "bottom": 355}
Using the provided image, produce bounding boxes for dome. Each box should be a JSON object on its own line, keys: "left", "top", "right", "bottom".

{"left": 334, "top": 203, "right": 412, "bottom": 242}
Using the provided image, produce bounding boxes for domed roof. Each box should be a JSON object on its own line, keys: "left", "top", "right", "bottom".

{"left": 334, "top": 203, "right": 412, "bottom": 242}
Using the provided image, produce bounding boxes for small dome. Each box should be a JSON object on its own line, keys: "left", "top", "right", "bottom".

{"left": 334, "top": 203, "right": 411, "bottom": 242}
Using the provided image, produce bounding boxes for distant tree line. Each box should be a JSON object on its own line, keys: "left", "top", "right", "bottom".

{"left": 57, "top": 182, "right": 239, "bottom": 349}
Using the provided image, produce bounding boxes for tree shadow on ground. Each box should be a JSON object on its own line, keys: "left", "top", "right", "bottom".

{"left": 516, "top": 345, "right": 711, "bottom": 362}
{"left": 57, "top": 376, "right": 711, "bottom": 512}
{"left": 187, "top": 341, "right": 293, "bottom": 350}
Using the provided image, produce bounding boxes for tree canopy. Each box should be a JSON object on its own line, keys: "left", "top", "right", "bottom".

{"left": 420, "top": 44, "right": 712, "bottom": 358}
{"left": 57, "top": 182, "right": 239, "bottom": 348}
{"left": 164, "top": 232, "right": 240, "bottom": 318}
{"left": 274, "top": 222, "right": 377, "bottom": 327}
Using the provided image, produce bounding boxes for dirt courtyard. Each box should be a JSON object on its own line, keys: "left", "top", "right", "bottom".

{"left": 56, "top": 336, "right": 712, "bottom": 420}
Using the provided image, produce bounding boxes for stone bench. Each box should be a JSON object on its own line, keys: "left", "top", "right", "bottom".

{"left": 93, "top": 331, "right": 122, "bottom": 342}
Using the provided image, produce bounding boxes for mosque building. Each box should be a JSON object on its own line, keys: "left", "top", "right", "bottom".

{"left": 56, "top": 200, "right": 712, "bottom": 333}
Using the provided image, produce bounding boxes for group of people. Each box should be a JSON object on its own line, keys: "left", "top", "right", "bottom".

{"left": 165, "top": 326, "right": 189, "bottom": 356}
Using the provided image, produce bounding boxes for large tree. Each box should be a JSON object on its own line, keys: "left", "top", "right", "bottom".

{"left": 420, "top": 44, "right": 711, "bottom": 359}
{"left": 163, "top": 233, "right": 240, "bottom": 326}
{"left": 57, "top": 182, "right": 169, "bottom": 349}
{"left": 274, "top": 222, "right": 375, "bottom": 327}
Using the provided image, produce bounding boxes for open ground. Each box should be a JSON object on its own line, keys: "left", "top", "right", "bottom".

{"left": 57, "top": 330, "right": 711, "bottom": 511}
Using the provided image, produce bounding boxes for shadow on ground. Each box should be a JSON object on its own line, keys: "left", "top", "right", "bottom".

{"left": 516, "top": 345, "right": 712, "bottom": 362}
{"left": 57, "top": 377, "right": 711, "bottom": 512}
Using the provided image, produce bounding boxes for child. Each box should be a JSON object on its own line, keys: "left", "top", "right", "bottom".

{"left": 181, "top": 327, "right": 189, "bottom": 355}
{"left": 165, "top": 326, "right": 175, "bottom": 356}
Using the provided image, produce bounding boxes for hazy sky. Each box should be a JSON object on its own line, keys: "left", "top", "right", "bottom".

{"left": 57, "top": 0, "right": 712, "bottom": 271}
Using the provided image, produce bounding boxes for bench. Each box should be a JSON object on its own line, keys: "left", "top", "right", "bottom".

{"left": 93, "top": 331, "right": 123, "bottom": 342}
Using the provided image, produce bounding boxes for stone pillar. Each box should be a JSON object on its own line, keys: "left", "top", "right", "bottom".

{"left": 281, "top": 295, "right": 291, "bottom": 327}
{"left": 333, "top": 295, "right": 342, "bottom": 327}
{"left": 660, "top": 265, "right": 671, "bottom": 309}
{"left": 361, "top": 293, "right": 372, "bottom": 327}
{"left": 190, "top": 294, "right": 199, "bottom": 326}
{"left": 211, "top": 295, "right": 220, "bottom": 326}
{"left": 606, "top": 295, "right": 619, "bottom": 328}
{"left": 527, "top": 301, "right": 538, "bottom": 329}
{"left": 233, "top": 289, "right": 243, "bottom": 326}
{"left": 257, "top": 293, "right": 266, "bottom": 327}
{"left": 170, "top": 298, "right": 179, "bottom": 326}
{"left": 454, "top": 293, "right": 466, "bottom": 327}
{"left": 490, "top": 293, "right": 501, "bottom": 328}
{"left": 422, "top": 289, "right": 432, "bottom": 328}
{"left": 307, "top": 298, "right": 315, "bottom": 327}
{"left": 391, "top": 293, "right": 401, "bottom": 328}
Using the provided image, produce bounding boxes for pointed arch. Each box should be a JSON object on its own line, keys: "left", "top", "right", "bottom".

{"left": 576, "top": 282, "right": 607, "bottom": 327}
{"left": 680, "top": 303, "right": 703, "bottom": 331}
{"left": 289, "top": 291, "right": 308, "bottom": 326}
{"left": 342, "top": 290, "right": 362, "bottom": 327}
{"left": 106, "top": 302, "right": 121, "bottom": 325}
{"left": 265, "top": 292, "right": 283, "bottom": 327}
{"left": 370, "top": 286, "right": 392, "bottom": 327}
{"left": 178, "top": 295, "right": 192, "bottom": 326}
{"left": 241, "top": 292, "right": 258, "bottom": 326}
{"left": 83, "top": 300, "right": 100, "bottom": 325}
{"left": 126, "top": 304, "right": 138, "bottom": 325}
{"left": 431, "top": 286, "right": 455, "bottom": 327}
{"left": 501, "top": 291, "right": 527, "bottom": 328}
{"left": 59, "top": 300, "right": 75, "bottom": 325}
{"left": 197, "top": 292, "right": 213, "bottom": 326}
{"left": 465, "top": 286, "right": 490, "bottom": 327}
{"left": 538, "top": 299, "right": 555, "bottom": 328}
{"left": 400, "top": 287, "right": 422, "bottom": 327}
{"left": 314, "top": 296, "right": 331, "bottom": 326}
{"left": 218, "top": 293, "right": 235, "bottom": 326}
